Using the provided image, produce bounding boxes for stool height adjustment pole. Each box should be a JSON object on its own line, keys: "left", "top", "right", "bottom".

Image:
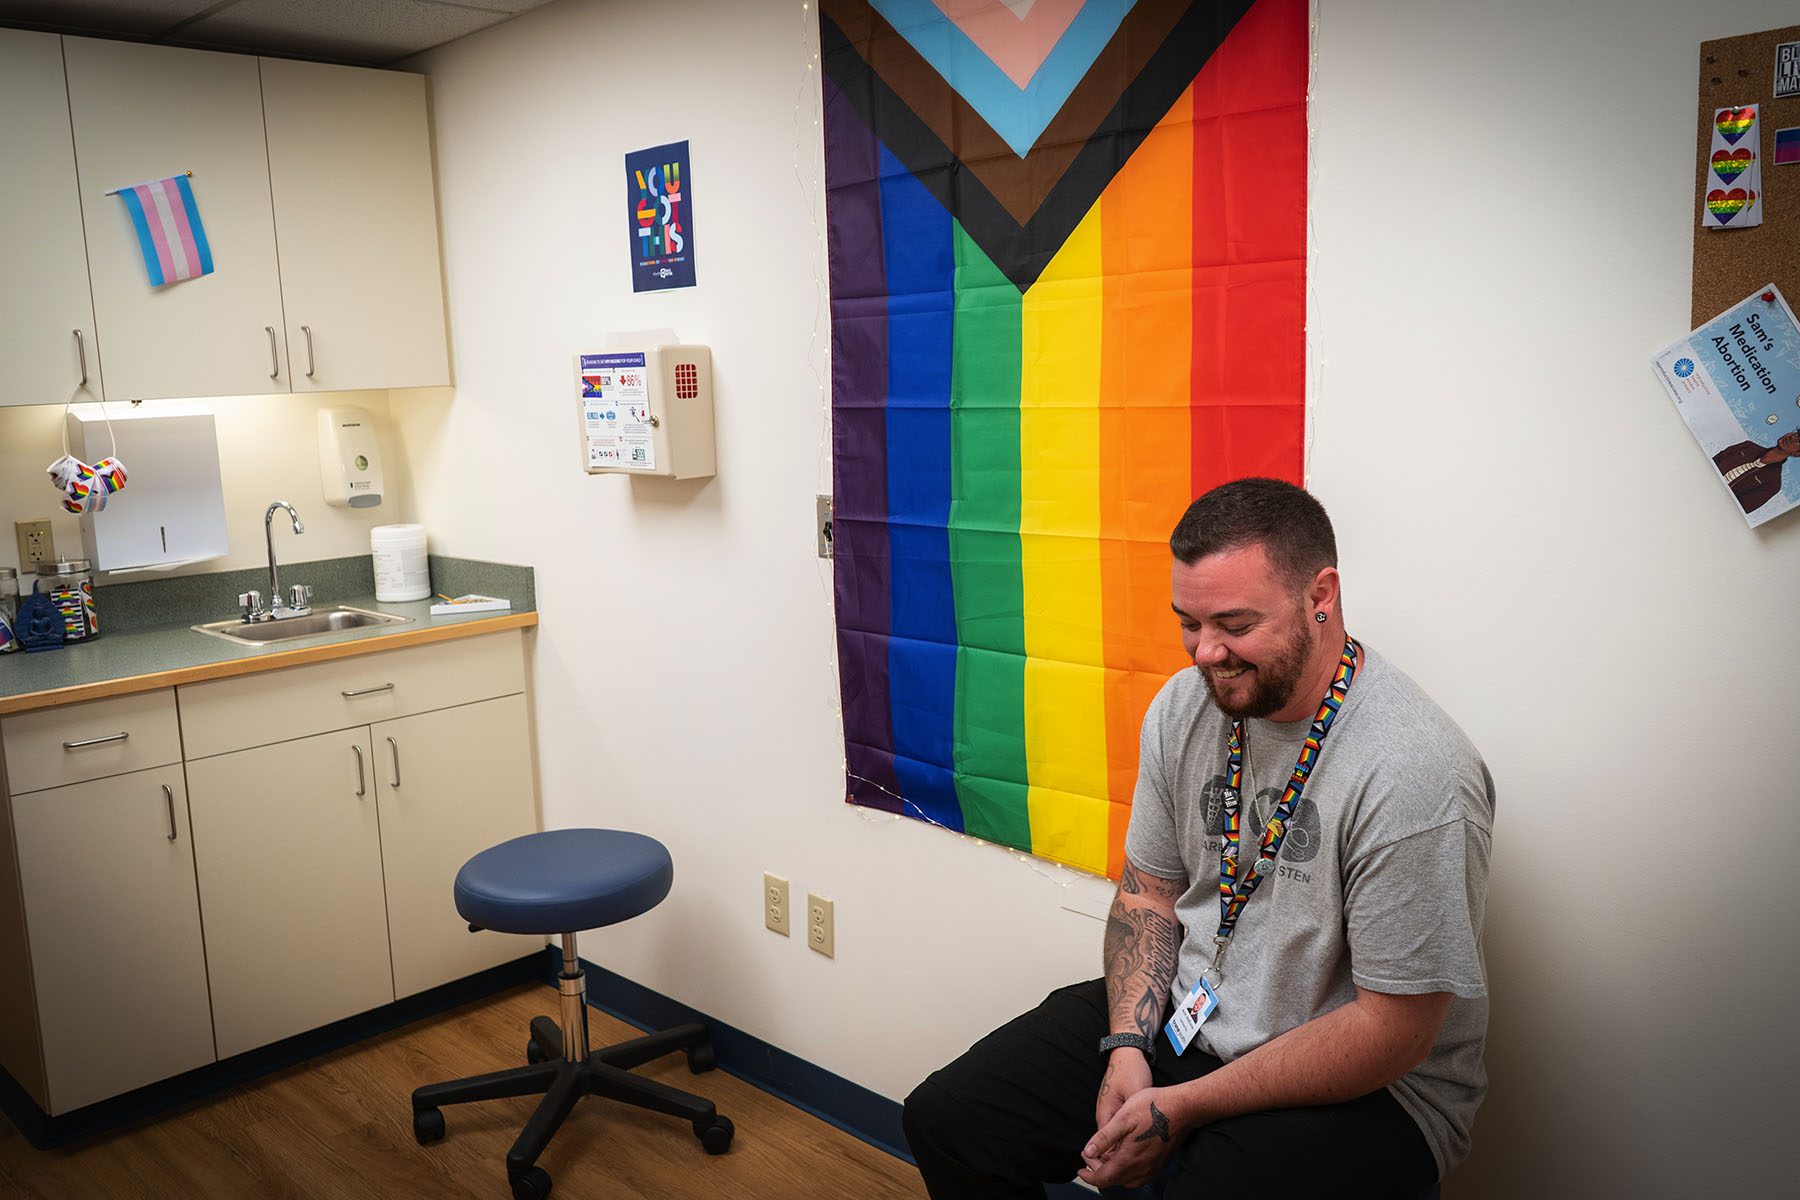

{"left": 559, "top": 933, "right": 590, "bottom": 1061}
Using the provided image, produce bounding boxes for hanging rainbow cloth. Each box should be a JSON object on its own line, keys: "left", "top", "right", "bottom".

{"left": 108, "top": 172, "right": 214, "bottom": 288}
{"left": 824, "top": 0, "right": 1309, "bottom": 877}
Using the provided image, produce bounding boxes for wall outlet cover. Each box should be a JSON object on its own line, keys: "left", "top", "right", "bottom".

{"left": 14, "top": 520, "right": 53, "bottom": 572}
{"left": 764, "top": 872, "right": 790, "bottom": 936}
{"left": 807, "top": 892, "right": 835, "bottom": 958}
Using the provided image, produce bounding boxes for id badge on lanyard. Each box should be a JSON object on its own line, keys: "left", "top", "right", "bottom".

{"left": 1164, "top": 975, "right": 1219, "bottom": 1055}
{"left": 1162, "top": 637, "right": 1360, "bottom": 1057}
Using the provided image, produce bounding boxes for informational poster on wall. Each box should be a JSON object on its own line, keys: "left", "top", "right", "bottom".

{"left": 1652, "top": 284, "right": 1800, "bottom": 528}
{"left": 579, "top": 352, "right": 655, "bottom": 471}
{"left": 624, "top": 140, "right": 697, "bottom": 292}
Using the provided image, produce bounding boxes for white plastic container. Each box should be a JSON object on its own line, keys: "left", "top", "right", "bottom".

{"left": 371, "top": 524, "right": 429, "bottom": 602}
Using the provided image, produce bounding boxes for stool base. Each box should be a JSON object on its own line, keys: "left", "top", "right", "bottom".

{"left": 412, "top": 1015, "right": 731, "bottom": 1199}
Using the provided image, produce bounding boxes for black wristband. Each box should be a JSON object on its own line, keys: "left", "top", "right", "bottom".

{"left": 1097, "top": 1032, "right": 1155, "bottom": 1063}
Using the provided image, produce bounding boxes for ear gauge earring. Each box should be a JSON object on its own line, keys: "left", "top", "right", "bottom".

{"left": 1314, "top": 611, "right": 1327, "bottom": 623}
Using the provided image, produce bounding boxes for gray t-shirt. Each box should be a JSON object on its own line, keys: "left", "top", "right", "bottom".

{"left": 1123, "top": 644, "right": 1493, "bottom": 1177}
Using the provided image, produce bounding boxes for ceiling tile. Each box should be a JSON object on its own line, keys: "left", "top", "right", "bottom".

{"left": 0, "top": 0, "right": 220, "bottom": 37}
{"left": 176, "top": 0, "right": 514, "bottom": 65}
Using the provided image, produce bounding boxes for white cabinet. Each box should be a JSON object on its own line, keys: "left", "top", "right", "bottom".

{"left": 261, "top": 58, "right": 451, "bottom": 392}
{"left": 10, "top": 767, "right": 216, "bottom": 1113}
{"left": 374, "top": 696, "right": 538, "bottom": 998}
{"left": 178, "top": 630, "right": 537, "bottom": 1051}
{"left": 0, "top": 29, "right": 105, "bottom": 408}
{"left": 63, "top": 37, "right": 291, "bottom": 402}
{"left": 3, "top": 34, "right": 452, "bottom": 406}
{"left": 185, "top": 729, "right": 395, "bottom": 1058}
{"left": 0, "top": 630, "right": 537, "bottom": 1115}
{"left": 0, "top": 691, "right": 214, "bottom": 1115}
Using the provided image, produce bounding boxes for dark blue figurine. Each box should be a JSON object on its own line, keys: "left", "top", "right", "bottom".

{"left": 15, "top": 589, "right": 64, "bottom": 652}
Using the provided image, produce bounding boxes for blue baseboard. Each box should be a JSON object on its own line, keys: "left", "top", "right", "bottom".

{"left": 552, "top": 950, "right": 914, "bottom": 1164}
{"left": 0, "top": 951, "right": 543, "bottom": 1150}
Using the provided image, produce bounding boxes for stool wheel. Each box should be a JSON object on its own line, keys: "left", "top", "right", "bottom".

{"left": 510, "top": 1166, "right": 552, "bottom": 1200}
{"left": 412, "top": 1107, "right": 445, "bottom": 1145}
{"left": 686, "top": 1041, "right": 717, "bottom": 1073}
{"left": 526, "top": 1038, "right": 550, "bottom": 1065}
{"left": 695, "top": 1114, "right": 734, "bottom": 1155}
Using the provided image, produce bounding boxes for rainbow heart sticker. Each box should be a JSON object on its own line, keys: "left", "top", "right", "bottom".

{"left": 1712, "top": 148, "right": 1755, "bottom": 183}
{"left": 1717, "top": 106, "right": 1757, "bottom": 145}
{"left": 1706, "top": 188, "right": 1755, "bottom": 223}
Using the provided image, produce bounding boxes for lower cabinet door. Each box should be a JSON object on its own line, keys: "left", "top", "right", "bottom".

{"left": 185, "top": 728, "right": 394, "bottom": 1058}
{"left": 11, "top": 765, "right": 215, "bottom": 1113}
{"left": 374, "top": 694, "right": 538, "bottom": 998}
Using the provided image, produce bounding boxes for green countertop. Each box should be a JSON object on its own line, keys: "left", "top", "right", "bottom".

{"left": 0, "top": 557, "right": 536, "bottom": 714}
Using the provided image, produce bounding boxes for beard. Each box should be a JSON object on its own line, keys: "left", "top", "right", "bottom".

{"left": 1199, "top": 614, "right": 1314, "bottom": 719}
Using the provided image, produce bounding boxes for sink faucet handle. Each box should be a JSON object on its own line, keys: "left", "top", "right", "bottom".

{"left": 238, "top": 590, "right": 263, "bottom": 621}
{"left": 289, "top": 584, "right": 313, "bottom": 611}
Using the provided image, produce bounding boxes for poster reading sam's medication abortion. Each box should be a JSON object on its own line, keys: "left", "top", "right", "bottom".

{"left": 1653, "top": 284, "right": 1800, "bottom": 528}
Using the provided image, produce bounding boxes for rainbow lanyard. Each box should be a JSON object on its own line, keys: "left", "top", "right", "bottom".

{"left": 1211, "top": 637, "right": 1360, "bottom": 979}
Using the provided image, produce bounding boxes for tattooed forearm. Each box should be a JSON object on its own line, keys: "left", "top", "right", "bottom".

{"left": 1131, "top": 986, "right": 1162, "bottom": 1040}
{"left": 1119, "top": 859, "right": 1187, "bottom": 904}
{"left": 1103, "top": 896, "right": 1181, "bottom": 1036}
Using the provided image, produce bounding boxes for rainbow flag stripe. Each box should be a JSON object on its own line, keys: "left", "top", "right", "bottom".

{"left": 825, "top": 0, "right": 1307, "bottom": 876}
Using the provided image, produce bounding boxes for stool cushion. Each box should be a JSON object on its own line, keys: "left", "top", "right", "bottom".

{"left": 454, "top": 829, "right": 673, "bottom": 935}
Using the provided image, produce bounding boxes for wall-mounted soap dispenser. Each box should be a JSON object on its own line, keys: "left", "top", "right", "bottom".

{"left": 318, "top": 406, "right": 384, "bottom": 509}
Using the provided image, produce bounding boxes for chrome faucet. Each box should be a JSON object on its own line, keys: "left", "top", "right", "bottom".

{"left": 240, "top": 501, "right": 313, "bottom": 622}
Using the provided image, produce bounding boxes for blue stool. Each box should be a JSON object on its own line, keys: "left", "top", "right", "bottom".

{"left": 410, "top": 830, "right": 731, "bottom": 1200}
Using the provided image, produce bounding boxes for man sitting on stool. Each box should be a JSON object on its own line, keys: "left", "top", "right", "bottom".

{"left": 903, "top": 479, "right": 1494, "bottom": 1199}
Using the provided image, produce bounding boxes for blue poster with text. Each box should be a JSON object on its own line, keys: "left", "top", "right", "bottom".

{"left": 626, "top": 141, "right": 697, "bottom": 292}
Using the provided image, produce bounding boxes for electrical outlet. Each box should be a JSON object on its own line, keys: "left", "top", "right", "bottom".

{"left": 764, "top": 872, "right": 790, "bottom": 936}
{"left": 807, "top": 892, "right": 835, "bottom": 958}
{"left": 816, "top": 495, "right": 834, "bottom": 559}
{"left": 14, "top": 521, "right": 53, "bottom": 572}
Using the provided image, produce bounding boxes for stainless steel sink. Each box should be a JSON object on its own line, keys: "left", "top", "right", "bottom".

{"left": 192, "top": 606, "right": 411, "bottom": 646}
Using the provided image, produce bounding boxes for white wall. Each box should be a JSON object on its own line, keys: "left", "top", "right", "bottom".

{"left": 0, "top": 391, "right": 414, "bottom": 579}
{"left": 407, "top": 1, "right": 1798, "bottom": 1195}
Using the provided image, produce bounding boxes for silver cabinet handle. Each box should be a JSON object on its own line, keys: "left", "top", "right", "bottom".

{"left": 265, "top": 325, "right": 279, "bottom": 378}
{"left": 387, "top": 737, "right": 401, "bottom": 788}
{"left": 352, "top": 744, "right": 366, "bottom": 798}
{"left": 74, "top": 329, "right": 88, "bottom": 386}
{"left": 63, "top": 731, "right": 129, "bottom": 750}
{"left": 341, "top": 683, "right": 394, "bottom": 699}
{"left": 163, "top": 784, "right": 177, "bottom": 841}
{"left": 301, "top": 324, "right": 315, "bottom": 378}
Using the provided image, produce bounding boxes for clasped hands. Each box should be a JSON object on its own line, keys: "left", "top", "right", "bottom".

{"left": 1080, "top": 1050, "right": 1182, "bottom": 1189}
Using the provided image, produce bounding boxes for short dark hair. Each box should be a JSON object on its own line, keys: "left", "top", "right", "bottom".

{"left": 1169, "top": 478, "right": 1337, "bottom": 593}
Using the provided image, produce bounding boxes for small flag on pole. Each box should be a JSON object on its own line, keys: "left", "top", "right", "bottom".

{"left": 109, "top": 173, "right": 214, "bottom": 287}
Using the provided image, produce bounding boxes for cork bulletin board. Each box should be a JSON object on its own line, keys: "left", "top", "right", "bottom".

{"left": 1692, "top": 23, "right": 1800, "bottom": 325}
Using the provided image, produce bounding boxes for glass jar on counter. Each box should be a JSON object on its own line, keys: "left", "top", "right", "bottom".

{"left": 35, "top": 559, "right": 100, "bottom": 643}
{"left": 0, "top": 567, "right": 18, "bottom": 654}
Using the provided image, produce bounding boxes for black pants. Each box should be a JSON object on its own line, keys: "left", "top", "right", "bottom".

{"left": 902, "top": 980, "right": 1438, "bottom": 1200}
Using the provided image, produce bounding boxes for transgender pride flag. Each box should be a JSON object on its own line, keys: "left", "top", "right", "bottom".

{"left": 110, "top": 174, "right": 214, "bottom": 287}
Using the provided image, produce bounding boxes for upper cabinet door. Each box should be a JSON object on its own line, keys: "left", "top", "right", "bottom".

{"left": 63, "top": 37, "right": 289, "bottom": 402}
{"left": 0, "top": 30, "right": 105, "bottom": 407}
{"left": 260, "top": 58, "right": 450, "bottom": 392}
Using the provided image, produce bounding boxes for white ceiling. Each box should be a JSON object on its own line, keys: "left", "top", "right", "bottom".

{"left": 0, "top": 0, "right": 556, "bottom": 67}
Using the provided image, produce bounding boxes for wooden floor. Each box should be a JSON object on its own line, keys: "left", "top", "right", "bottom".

{"left": 0, "top": 984, "right": 929, "bottom": 1199}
